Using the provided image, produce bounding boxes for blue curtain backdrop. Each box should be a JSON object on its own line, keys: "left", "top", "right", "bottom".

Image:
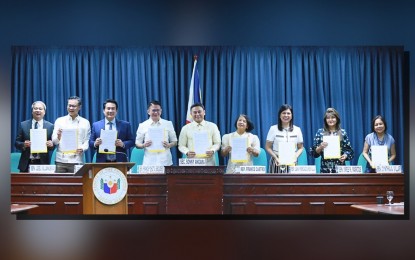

{"left": 11, "top": 46, "right": 405, "bottom": 167}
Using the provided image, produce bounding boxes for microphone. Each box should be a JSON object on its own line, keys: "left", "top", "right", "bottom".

{"left": 103, "top": 149, "right": 129, "bottom": 162}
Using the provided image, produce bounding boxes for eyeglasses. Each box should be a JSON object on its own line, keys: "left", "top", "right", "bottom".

{"left": 150, "top": 109, "right": 161, "bottom": 113}
{"left": 68, "top": 104, "right": 78, "bottom": 108}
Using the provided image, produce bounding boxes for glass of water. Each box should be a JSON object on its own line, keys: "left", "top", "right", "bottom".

{"left": 386, "top": 190, "right": 394, "bottom": 205}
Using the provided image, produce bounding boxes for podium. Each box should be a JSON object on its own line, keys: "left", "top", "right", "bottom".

{"left": 75, "top": 162, "right": 134, "bottom": 214}
{"left": 165, "top": 166, "right": 225, "bottom": 214}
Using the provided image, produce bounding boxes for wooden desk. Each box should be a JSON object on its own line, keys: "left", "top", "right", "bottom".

{"left": 11, "top": 172, "right": 405, "bottom": 215}
{"left": 165, "top": 166, "right": 225, "bottom": 214}
{"left": 223, "top": 173, "right": 404, "bottom": 215}
{"left": 11, "top": 204, "right": 39, "bottom": 214}
{"left": 351, "top": 204, "right": 404, "bottom": 215}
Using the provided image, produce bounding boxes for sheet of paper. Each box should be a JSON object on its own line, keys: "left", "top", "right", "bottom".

{"left": 99, "top": 129, "right": 117, "bottom": 153}
{"left": 371, "top": 145, "right": 388, "bottom": 166}
{"left": 230, "top": 137, "right": 248, "bottom": 163}
{"left": 147, "top": 127, "right": 165, "bottom": 152}
{"left": 60, "top": 128, "right": 78, "bottom": 153}
{"left": 278, "top": 141, "right": 296, "bottom": 165}
{"left": 193, "top": 131, "right": 210, "bottom": 157}
{"left": 30, "top": 129, "right": 47, "bottom": 153}
{"left": 323, "top": 135, "right": 340, "bottom": 159}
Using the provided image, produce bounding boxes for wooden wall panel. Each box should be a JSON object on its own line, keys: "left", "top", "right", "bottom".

{"left": 11, "top": 172, "right": 404, "bottom": 216}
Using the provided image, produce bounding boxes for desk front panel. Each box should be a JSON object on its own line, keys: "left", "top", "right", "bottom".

{"left": 11, "top": 174, "right": 167, "bottom": 215}
{"left": 223, "top": 174, "right": 404, "bottom": 215}
{"left": 11, "top": 173, "right": 404, "bottom": 215}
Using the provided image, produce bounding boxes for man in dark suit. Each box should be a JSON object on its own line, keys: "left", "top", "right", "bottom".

{"left": 89, "top": 99, "right": 135, "bottom": 162}
{"left": 14, "top": 101, "right": 54, "bottom": 172}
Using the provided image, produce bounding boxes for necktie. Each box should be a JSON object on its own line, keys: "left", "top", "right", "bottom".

{"left": 107, "top": 122, "right": 116, "bottom": 161}
{"left": 34, "top": 122, "right": 39, "bottom": 158}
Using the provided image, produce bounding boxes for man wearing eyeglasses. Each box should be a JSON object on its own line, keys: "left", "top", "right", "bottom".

{"left": 52, "top": 96, "right": 91, "bottom": 173}
{"left": 135, "top": 100, "right": 177, "bottom": 166}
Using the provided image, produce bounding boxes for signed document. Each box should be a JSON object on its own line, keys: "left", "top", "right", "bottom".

{"left": 30, "top": 129, "right": 47, "bottom": 153}
{"left": 193, "top": 131, "right": 210, "bottom": 157}
{"left": 60, "top": 128, "right": 78, "bottom": 153}
{"left": 278, "top": 141, "right": 296, "bottom": 165}
{"left": 230, "top": 137, "right": 248, "bottom": 163}
{"left": 147, "top": 127, "right": 165, "bottom": 152}
{"left": 323, "top": 135, "right": 340, "bottom": 159}
{"left": 99, "top": 129, "right": 117, "bottom": 154}
{"left": 371, "top": 145, "right": 388, "bottom": 166}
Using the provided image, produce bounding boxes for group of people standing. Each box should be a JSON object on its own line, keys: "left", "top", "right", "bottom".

{"left": 264, "top": 105, "right": 395, "bottom": 173}
{"left": 14, "top": 96, "right": 396, "bottom": 174}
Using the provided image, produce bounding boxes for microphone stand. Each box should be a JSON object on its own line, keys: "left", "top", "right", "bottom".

{"left": 103, "top": 149, "right": 129, "bottom": 162}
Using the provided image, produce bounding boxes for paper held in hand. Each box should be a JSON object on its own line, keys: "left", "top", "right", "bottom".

{"left": 30, "top": 129, "right": 48, "bottom": 153}
{"left": 99, "top": 129, "right": 117, "bottom": 154}
{"left": 323, "top": 135, "right": 341, "bottom": 159}
{"left": 278, "top": 141, "right": 296, "bottom": 165}
{"left": 60, "top": 128, "right": 78, "bottom": 153}
{"left": 193, "top": 131, "right": 210, "bottom": 157}
{"left": 147, "top": 127, "right": 166, "bottom": 152}
{"left": 370, "top": 145, "right": 389, "bottom": 167}
{"left": 230, "top": 137, "right": 249, "bottom": 163}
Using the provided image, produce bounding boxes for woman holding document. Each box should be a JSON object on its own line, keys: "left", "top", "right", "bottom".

{"left": 362, "top": 115, "right": 396, "bottom": 173}
{"left": 265, "top": 104, "right": 304, "bottom": 173}
{"left": 310, "top": 108, "right": 354, "bottom": 173}
{"left": 221, "top": 114, "right": 260, "bottom": 173}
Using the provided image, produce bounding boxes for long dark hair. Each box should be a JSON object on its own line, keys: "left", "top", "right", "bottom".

{"left": 323, "top": 107, "right": 342, "bottom": 138}
{"left": 277, "top": 104, "right": 293, "bottom": 131}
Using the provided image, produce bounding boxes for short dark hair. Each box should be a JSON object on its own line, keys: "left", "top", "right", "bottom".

{"left": 234, "top": 114, "right": 255, "bottom": 132}
{"left": 103, "top": 99, "right": 118, "bottom": 110}
{"left": 190, "top": 102, "right": 205, "bottom": 110}
{"left": 277, "top": 104, "right": 293, "bottom": 131}
{"left": 371, "top": 115, "right": 388, "bottom": 132}
{"left": 147, "top": 100, "right": 162, "bottom": 109}
{"left": 68, "top": 96, "right": 82, "bottom": 106}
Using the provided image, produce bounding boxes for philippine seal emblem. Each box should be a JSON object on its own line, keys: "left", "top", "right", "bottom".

{"left": 92, "top": 167, "right": 128, "bottom": 205}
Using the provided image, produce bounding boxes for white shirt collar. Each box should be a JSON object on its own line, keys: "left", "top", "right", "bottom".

{"left": 67, "top": 114, "right": 80, "bottom": 122}
{"left": 105, "top": 118, "right": 116, "bottom": 125}
{"left": 151, "top": 119, "right": 161, "bottom": 126}
{"left": 32, "top": 119, "right": 44, "bottom": 127}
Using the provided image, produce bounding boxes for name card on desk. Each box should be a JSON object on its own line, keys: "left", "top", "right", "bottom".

{"left": 238, "top": 166, "right": 266, "bottom": 174}
{"left": 288, "top": 165, "right": 316, "bottom": 174}
{"left": 138, "top": 165, "right": 165, "bottom": 174}
{"left": 179, "top": 158, "right": 207, "bottom": 166}
{"left": 376, "top": 165, "right": 402, "bottom": 173}
{"left": 29, "top": 164, "right": 56, "bottom": 173}
{"left": 335, "top": 165, "right": 362, "bottom": 174}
